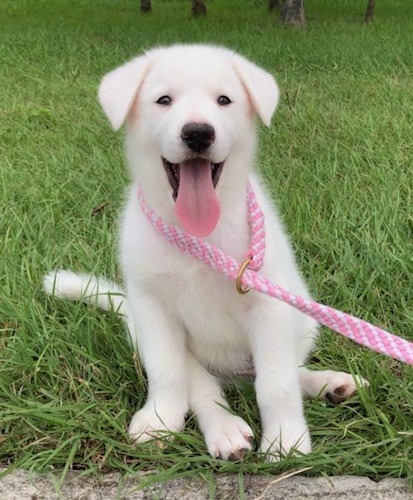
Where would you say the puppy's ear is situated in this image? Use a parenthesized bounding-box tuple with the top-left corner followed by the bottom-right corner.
(231, 54, 279, 127)
(98, 56, 149, 131)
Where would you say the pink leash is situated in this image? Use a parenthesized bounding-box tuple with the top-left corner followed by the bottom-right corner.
(138, 184, 413, 366)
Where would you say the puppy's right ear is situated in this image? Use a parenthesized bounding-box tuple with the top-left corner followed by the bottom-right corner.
(98, 56, 149, 131)
(231, 53, 279, 127)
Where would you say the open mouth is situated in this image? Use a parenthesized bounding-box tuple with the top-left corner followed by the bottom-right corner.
(162, 158, 224, 201)
(162, 157, 224, 237)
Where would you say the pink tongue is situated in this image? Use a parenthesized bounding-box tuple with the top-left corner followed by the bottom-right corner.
(175, 159, 221, 237)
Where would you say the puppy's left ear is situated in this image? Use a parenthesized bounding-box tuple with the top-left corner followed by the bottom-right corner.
(98, 55, 149, 131)
(231, 54, 279, 127)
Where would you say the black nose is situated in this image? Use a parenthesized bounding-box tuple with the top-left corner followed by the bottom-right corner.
(181, 123, 215, 153)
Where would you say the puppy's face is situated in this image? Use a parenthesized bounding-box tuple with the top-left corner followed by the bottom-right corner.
(129, 50, 257, 235)
(99, 45, 279, 236)
(134, 51, 254, 165)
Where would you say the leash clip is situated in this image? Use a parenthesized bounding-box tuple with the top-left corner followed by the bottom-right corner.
(236, 257, 252, 294)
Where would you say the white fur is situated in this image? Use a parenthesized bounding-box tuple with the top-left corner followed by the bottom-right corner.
(43, 271, 126, 316)
(44, 44, 367, 461)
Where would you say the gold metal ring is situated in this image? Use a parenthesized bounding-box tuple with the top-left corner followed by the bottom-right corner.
(236, 257, 252, 294)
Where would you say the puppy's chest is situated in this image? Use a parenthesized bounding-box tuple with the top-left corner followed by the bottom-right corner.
(141, 218, 252, 321)
(150, 264, 249, 343)
(152, 264, 239, 314)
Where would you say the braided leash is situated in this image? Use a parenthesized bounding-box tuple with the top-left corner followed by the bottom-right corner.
(137, 184, 413, 366)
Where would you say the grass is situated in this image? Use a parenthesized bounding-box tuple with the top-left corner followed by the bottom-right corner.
(1, 0, 412, 490)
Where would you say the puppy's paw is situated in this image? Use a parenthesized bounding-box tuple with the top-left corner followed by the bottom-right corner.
(323, 372, 370, 404)
(260, 425, 311, 462)
(203, 413, 254, 460)
(128, 403, 186, 445)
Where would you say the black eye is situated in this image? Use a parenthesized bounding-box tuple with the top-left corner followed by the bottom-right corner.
(217, 95, 231, 106)
(156, 95, 172, 105)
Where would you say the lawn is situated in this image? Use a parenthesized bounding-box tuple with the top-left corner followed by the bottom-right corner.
(0, 0, 412, 489)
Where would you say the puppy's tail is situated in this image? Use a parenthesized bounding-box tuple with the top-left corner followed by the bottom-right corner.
(43, 270, 127, 317)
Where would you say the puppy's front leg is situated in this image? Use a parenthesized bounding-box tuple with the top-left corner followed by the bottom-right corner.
(127, 292, 189, 444)
(246, 299, 311, 461)
(188, 354, 254, 460)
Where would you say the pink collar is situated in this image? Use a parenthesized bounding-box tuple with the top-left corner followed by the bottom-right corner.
(137, 184, 413, 366)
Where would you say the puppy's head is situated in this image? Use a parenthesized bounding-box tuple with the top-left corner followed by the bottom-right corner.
(98, 44, 279, 237)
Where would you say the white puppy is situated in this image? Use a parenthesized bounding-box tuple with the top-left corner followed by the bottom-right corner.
(44, 44, 365, 461)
